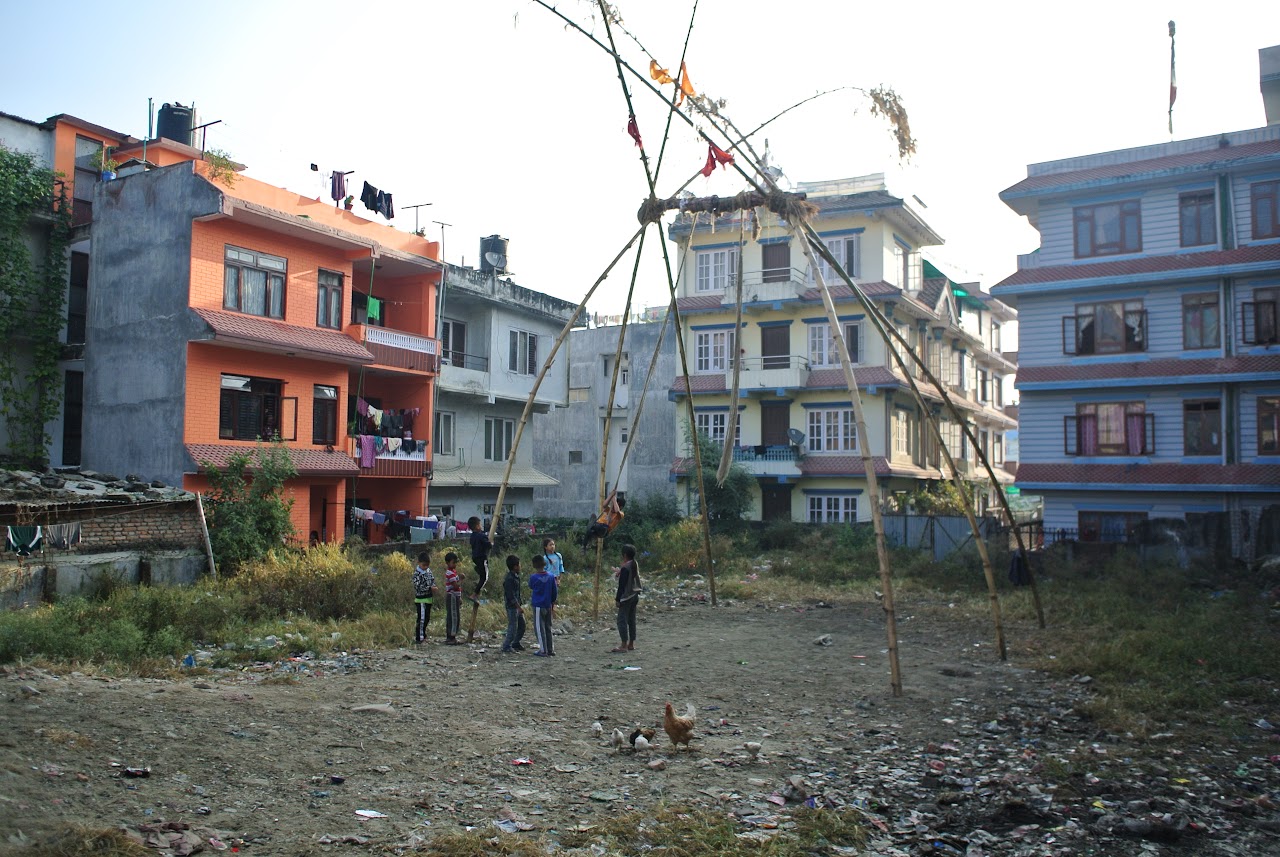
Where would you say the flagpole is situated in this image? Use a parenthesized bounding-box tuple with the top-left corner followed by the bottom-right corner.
(1168, 20, 1177, 135)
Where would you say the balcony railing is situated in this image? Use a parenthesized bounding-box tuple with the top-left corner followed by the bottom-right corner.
(730, 444, 801, 476)
(352, 324, 440, 373)
(348, 435, 430, 478)
(732, 355, 810, 391)
(440, 350, 489, 372)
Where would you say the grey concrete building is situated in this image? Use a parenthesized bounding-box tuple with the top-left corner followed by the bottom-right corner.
(532, 321, 678, 519)
(427, 258, 582, 526)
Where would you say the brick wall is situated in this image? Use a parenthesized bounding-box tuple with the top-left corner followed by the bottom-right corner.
(74, 500, 206, 553)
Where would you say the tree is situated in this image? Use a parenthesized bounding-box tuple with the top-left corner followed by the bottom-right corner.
(684, 425, 754, 530)
(202, 441, 297, 572)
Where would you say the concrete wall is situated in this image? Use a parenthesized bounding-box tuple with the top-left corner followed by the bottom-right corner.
(83, 163, 222, 485)
(533, 323, 678, 518)
(1, 550, 209, 610)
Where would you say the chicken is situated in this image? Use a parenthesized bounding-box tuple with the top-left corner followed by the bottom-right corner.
(744, 741, 762, 760)
(662, 702, 696, 751)
(610, 727, 629, 750)
(629, 726, 656, 747)
(634, 734, 651, 752)
(591, 721, 604, 738)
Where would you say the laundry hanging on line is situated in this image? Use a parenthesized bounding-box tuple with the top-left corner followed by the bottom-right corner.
(360, 182, 395, 220)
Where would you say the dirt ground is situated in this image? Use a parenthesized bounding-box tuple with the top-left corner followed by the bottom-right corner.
(1, 585, 1277, 856)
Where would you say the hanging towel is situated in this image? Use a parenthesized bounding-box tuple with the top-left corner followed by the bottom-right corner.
(361, 181, 379, 212)
(356, 397, 370, 417)
(44, 522, 81, 549)
(366, 296, 382, 325)
(387, 438, 402, 454)
(367, 404, 383, 429)
(372, 512, 387, 526)
(330, 171, 346, 203)
(6, 526, 42, 556)
(359, 435, 377, 468)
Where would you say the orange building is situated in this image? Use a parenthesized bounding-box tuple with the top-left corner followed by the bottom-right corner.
(83, 143, 441, 545)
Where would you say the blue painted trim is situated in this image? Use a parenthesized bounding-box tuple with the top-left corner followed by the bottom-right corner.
(1021, 372, 1279, 391)
(801, 314, 865, 324)
(801, 488, 864, 496)
(690, 322, 741, 331)
(756, 319, 794, 328)
(815, 227, 866, 237)
(992, 258, 1280, 296)
(757, 236, 792, 246)
(801, 401, 853, 409)
(1067, 190, 1145, 206)
(998, 152, 1280, 202)
(696, 241, 741, 251)
(1018, 481, 1280, 493)
(893, 234, 911, 250)
(693, 405, 747, 412)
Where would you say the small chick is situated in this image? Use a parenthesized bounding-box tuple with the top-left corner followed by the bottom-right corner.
(610, 727, 628, 750)
(744, 741, 762, 760)
(628, 726, 657, 746)
(634, 734, 651, 751)
(591, 721, 604, 738)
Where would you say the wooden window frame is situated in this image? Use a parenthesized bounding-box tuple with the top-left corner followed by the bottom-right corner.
(1179, 190, 1217, 247)
(316, 269, 343, 330)
(1252, 180, 1280, 240)
(224, 245, 287, 320)
(1073, 199, 1142, 258)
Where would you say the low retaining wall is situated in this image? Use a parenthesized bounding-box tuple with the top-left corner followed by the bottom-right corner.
(0, 549, 209, 610)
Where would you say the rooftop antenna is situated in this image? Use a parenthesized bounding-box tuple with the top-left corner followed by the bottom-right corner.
(402, 202, 433, 234)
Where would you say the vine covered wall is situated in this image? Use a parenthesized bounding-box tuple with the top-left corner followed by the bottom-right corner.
(0, 144, 72, 468)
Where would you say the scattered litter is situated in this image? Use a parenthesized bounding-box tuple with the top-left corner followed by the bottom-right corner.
(351, 703, 395, 714)
(123, 767, 151, 778)
(590, 790, 622, 802)
(623, 666, 641, 671)
(814, 634, 833, 646)
(512, 758, 533, 765)
(355, 809, 387, 819)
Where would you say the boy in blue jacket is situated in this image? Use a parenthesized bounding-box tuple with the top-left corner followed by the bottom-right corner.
(528, 554, 557, 657)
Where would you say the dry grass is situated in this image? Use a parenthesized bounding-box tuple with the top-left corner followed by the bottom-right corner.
(12, 826, 149, 857)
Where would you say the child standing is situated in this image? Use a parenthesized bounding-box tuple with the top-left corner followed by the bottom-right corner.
(412, 551, 436, 644)
(501, 554, 527, 653)
(468, 516, 491, 604)
(542, 537, 565, 617)
(443, 551, 464, 645)
(528, 554, 557, 657)
(610, 543, 641, 653)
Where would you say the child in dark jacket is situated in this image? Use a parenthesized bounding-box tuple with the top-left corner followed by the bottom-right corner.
(412, 551, 436, 644)
(501, 554, 527, 653)
(468, 516, 491, 603)
(528, 555, 557, 656)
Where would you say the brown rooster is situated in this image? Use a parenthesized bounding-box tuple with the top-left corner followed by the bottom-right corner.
(662, 702, 696, 751)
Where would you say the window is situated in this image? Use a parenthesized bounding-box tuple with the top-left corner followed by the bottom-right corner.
(808, 495, 857, 524)
(811, 235, 861, 283)
(1183, 400, 1221, 455)
(1179, 191, 1217, 247)
(808, 321, 861, 367)
(993, 433, 1004, 464)
(993, 375, 1004, 408)
(893, 409, 912, 456)
(694, 329, 734, 373)
(761, 242, 790, 283)
(220, 375, 290, 441)
(509, 329, 539, 375)
(604, 353, 630, 385)
(807, 408, 857, 452)
(1182, 293, 1220, 349)
(1243, 287, 1278, 345)
(62, 370, 83, 467)
(224, 246, 286, 319)
(67, 251, 88, 345)
(940, 420, 962, 457)
(1259, 397, 1280, 454)
(1066, 402, 1151, 455)
(1252, 180, 1280, 240)
(569, 387, 589, 402)
(952, 351, 966, 390)
(434, 410, 455, 455)
(1073, 200, 1141, 257)
(568, 450, 584, 464)
(695, 248, 737, 292)
(990, 323, 1001, 353)
(441, 320, 466, 366)
(977, 369, 990, 403)
(312, 384, 338, 445)
(485, 416, 514, 461)
(1079, 511, 1147, 543)
(317, 270, 343, 329)
(695, 411, 740, 445)
(1065, 300, 1146, 354)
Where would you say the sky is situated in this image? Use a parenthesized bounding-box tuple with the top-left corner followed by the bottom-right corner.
(3, 0, 1277, 318)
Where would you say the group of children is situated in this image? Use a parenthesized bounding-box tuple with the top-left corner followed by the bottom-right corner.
(411, 528, 641, 654)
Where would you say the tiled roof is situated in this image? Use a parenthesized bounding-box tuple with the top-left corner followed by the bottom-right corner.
(186, 444, 360, 476)
(805, 367, 899, 388)
(918, 278, 947, 311)
(796, 280, 902, 300)
(1002, 138, 1280, 197)
(191, 308, 374, 364)
(674, 295, 727, 312)
(429, 463, 558, 488)
(1018, 354, 1280, 385)
(995, 243, 1280, 290)
(1015, 462, 1280, 489)
(671, 374, 729, 394)
(668, 454, 944, 480)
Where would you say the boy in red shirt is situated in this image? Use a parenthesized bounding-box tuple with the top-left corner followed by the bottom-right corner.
(443, 552, 465, 645)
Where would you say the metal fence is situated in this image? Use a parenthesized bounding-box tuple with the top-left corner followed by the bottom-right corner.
(881, 514, 1004, 562)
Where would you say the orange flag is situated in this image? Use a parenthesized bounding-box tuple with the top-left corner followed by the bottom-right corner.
(649, 59, 675, 85)
(676, 62, 697, 106)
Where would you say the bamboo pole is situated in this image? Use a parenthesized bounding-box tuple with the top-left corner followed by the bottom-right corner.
(716, 227, 746, 485)
(798, 241, 902, 696)
(195, 493, 217, 580)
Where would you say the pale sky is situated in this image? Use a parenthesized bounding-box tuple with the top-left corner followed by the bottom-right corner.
(3, 1, 1277, 316)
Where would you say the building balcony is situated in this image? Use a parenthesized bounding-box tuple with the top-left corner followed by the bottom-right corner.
(348, 324, 439, 373)
(733, 355, 811, 392)
(731, 444, 802, 477)
(348, 436, 431, 478)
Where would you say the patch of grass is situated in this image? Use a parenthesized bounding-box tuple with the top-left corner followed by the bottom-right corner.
(17, 825, 149, 856)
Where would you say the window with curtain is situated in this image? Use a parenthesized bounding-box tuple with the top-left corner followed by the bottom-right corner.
(224, 246, 286, 319)
(317, 270, 343, 329)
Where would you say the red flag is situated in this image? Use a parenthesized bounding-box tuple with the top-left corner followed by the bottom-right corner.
(627, 114, 643, 148)
(700, 142, 734, 177)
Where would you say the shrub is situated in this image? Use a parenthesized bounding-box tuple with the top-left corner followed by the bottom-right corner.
(202, 441, 297, 573)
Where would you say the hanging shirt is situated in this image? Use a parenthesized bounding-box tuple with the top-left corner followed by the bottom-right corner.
(330, 171, 346, 203)
(361, 181, 379, 212)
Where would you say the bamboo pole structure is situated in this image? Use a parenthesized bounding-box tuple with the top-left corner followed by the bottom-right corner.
(797, 241, 902, 695)
(195, 493, 217, 580)
(716, 226, 746, 485)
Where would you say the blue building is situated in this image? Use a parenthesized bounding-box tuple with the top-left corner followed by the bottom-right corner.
(993, 46, 1280, 558)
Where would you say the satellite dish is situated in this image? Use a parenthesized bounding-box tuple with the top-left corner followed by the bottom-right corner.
(787, 428, 806, 446)
(484, 251, 507, 271)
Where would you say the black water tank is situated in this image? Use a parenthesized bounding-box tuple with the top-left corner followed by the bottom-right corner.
(157, 102, 194, 146)
(480, 235, 509, 274)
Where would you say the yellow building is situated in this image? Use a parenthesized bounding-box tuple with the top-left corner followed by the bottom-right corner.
(668, 175, 1016, 523)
